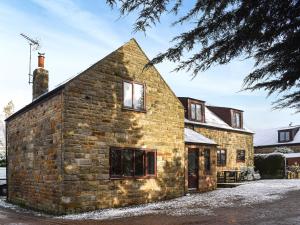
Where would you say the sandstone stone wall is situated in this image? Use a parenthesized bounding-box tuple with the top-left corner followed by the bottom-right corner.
(6, 93, 63, 213)
(255, 145, 300, 154)
(185, 144, 217, 192)
(188, 125, 254, 171)
(61, 39, 185, 213)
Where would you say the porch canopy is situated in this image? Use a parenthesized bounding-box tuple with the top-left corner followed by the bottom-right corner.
(184, 128, 216, 145)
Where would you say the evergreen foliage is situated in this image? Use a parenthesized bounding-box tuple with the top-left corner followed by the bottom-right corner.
(254, 153, 285, 178)
(107, 0, 300, 111)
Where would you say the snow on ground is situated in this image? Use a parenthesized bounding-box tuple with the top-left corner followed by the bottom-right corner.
(60, 179, 300, 220)
(0, 197, 47, 217)
(0, 180, 299, 220)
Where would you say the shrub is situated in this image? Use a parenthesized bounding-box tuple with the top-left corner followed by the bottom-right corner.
(240, 166, 261, 181)
(254, 153, 285, 179)
(273, 147, 294, 154)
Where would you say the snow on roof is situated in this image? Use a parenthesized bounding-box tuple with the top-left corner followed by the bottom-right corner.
(254, 126, 300, 147)
(283, 153, 300, 158)
(185, 106, 254, 134)
(184, 128, 216, 145)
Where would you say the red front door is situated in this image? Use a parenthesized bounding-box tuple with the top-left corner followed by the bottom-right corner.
(188, 148, 199, 189)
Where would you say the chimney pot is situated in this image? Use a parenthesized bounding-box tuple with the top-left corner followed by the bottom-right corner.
(38, 52, 45, 68)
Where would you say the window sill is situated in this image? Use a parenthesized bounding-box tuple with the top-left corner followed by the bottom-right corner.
(189, 119, 205, 123)
(110, 175, 156, 180)
(278, 140, 292, 143)
(122, 107, 147, 113)
(232, 126, 243, 129)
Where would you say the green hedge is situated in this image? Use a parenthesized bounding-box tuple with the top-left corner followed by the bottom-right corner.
(254, 154, 285, 179)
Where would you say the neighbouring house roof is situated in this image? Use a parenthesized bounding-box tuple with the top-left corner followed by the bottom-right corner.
(283, 153, 300, 159)
(185, 106, 254, 134)
(184, 128, 217, 145)
(254, 125, 300, 147)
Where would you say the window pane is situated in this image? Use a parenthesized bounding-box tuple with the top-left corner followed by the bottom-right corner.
(279, 132, 285, 141)
(217, 150, 221, 166)
(111, 149, 122, 176)
(122, 149, 133, 176)
(135, 150, 145, 176)
(123, 82, 133, 108)
(196, 104, 202, 121)
(235, 113, 240, 128)
(222, 150, 226, 165)
(191, 104, 196, 120)
(237, 150, 245, 162)
(204, 149, 210, 172)
(147, 152, 155, 175)
(285, 132, 290, 141)
(219, 150, 226, 166)
(133, 83, 144, 110)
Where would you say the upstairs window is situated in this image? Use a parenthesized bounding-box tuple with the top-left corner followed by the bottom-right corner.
(236, 150, 245, 162)
(190, 102, 204, 122)
(278, 131, 291, 142)
(123, 81, 145, 111)
(110, 148, 156, 178)
(232, 111, 242, 128)
(204, 149, 211, 173)
(217, 149, 226, 167)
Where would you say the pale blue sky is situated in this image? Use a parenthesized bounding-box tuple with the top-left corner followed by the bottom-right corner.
(0, 0, 299, 129)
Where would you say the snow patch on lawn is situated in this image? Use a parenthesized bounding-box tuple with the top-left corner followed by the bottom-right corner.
(60, 179, 300, 220)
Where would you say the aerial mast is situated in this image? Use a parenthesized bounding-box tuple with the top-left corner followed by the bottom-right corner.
(20, 33, 40, 84)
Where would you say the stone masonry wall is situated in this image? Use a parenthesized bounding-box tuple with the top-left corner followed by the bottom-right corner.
(255, 145, 300, 154)
(61, 39, 185, 213)
(6, 93, 63, 214)
(188, 125, 254, 171)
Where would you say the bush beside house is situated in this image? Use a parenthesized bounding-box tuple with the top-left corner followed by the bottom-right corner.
(254, 153, 285, 179)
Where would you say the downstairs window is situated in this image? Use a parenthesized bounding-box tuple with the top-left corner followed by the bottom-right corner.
(110, 147, 156, 178)
(236, 150, 246, 162)
(217, 149, 226, 166)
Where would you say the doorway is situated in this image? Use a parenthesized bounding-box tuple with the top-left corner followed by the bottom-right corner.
(188, 148, 199, 189)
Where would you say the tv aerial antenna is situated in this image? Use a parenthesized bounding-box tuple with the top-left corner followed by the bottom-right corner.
(20, 33, 41, 84)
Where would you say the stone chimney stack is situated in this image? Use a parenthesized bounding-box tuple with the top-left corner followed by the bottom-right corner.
(32, 53, 49, 100)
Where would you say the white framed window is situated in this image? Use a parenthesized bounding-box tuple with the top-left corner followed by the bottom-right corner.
(190, 102, 204, 122)
(232, 111, 242, 128)
(123, 81, 145, 111)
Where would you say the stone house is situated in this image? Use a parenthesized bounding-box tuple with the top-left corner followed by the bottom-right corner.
(254, 125, 300, 154)
(179, 97, 254, 175)
(5, 39, 221, 214)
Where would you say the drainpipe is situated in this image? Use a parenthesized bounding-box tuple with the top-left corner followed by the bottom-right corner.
(5, 122, 8, 199)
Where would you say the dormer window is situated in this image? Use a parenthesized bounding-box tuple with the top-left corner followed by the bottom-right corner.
(232, 111, 242, 128)
(189, 101, 204, 122)
(278, 130, 291, 142)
